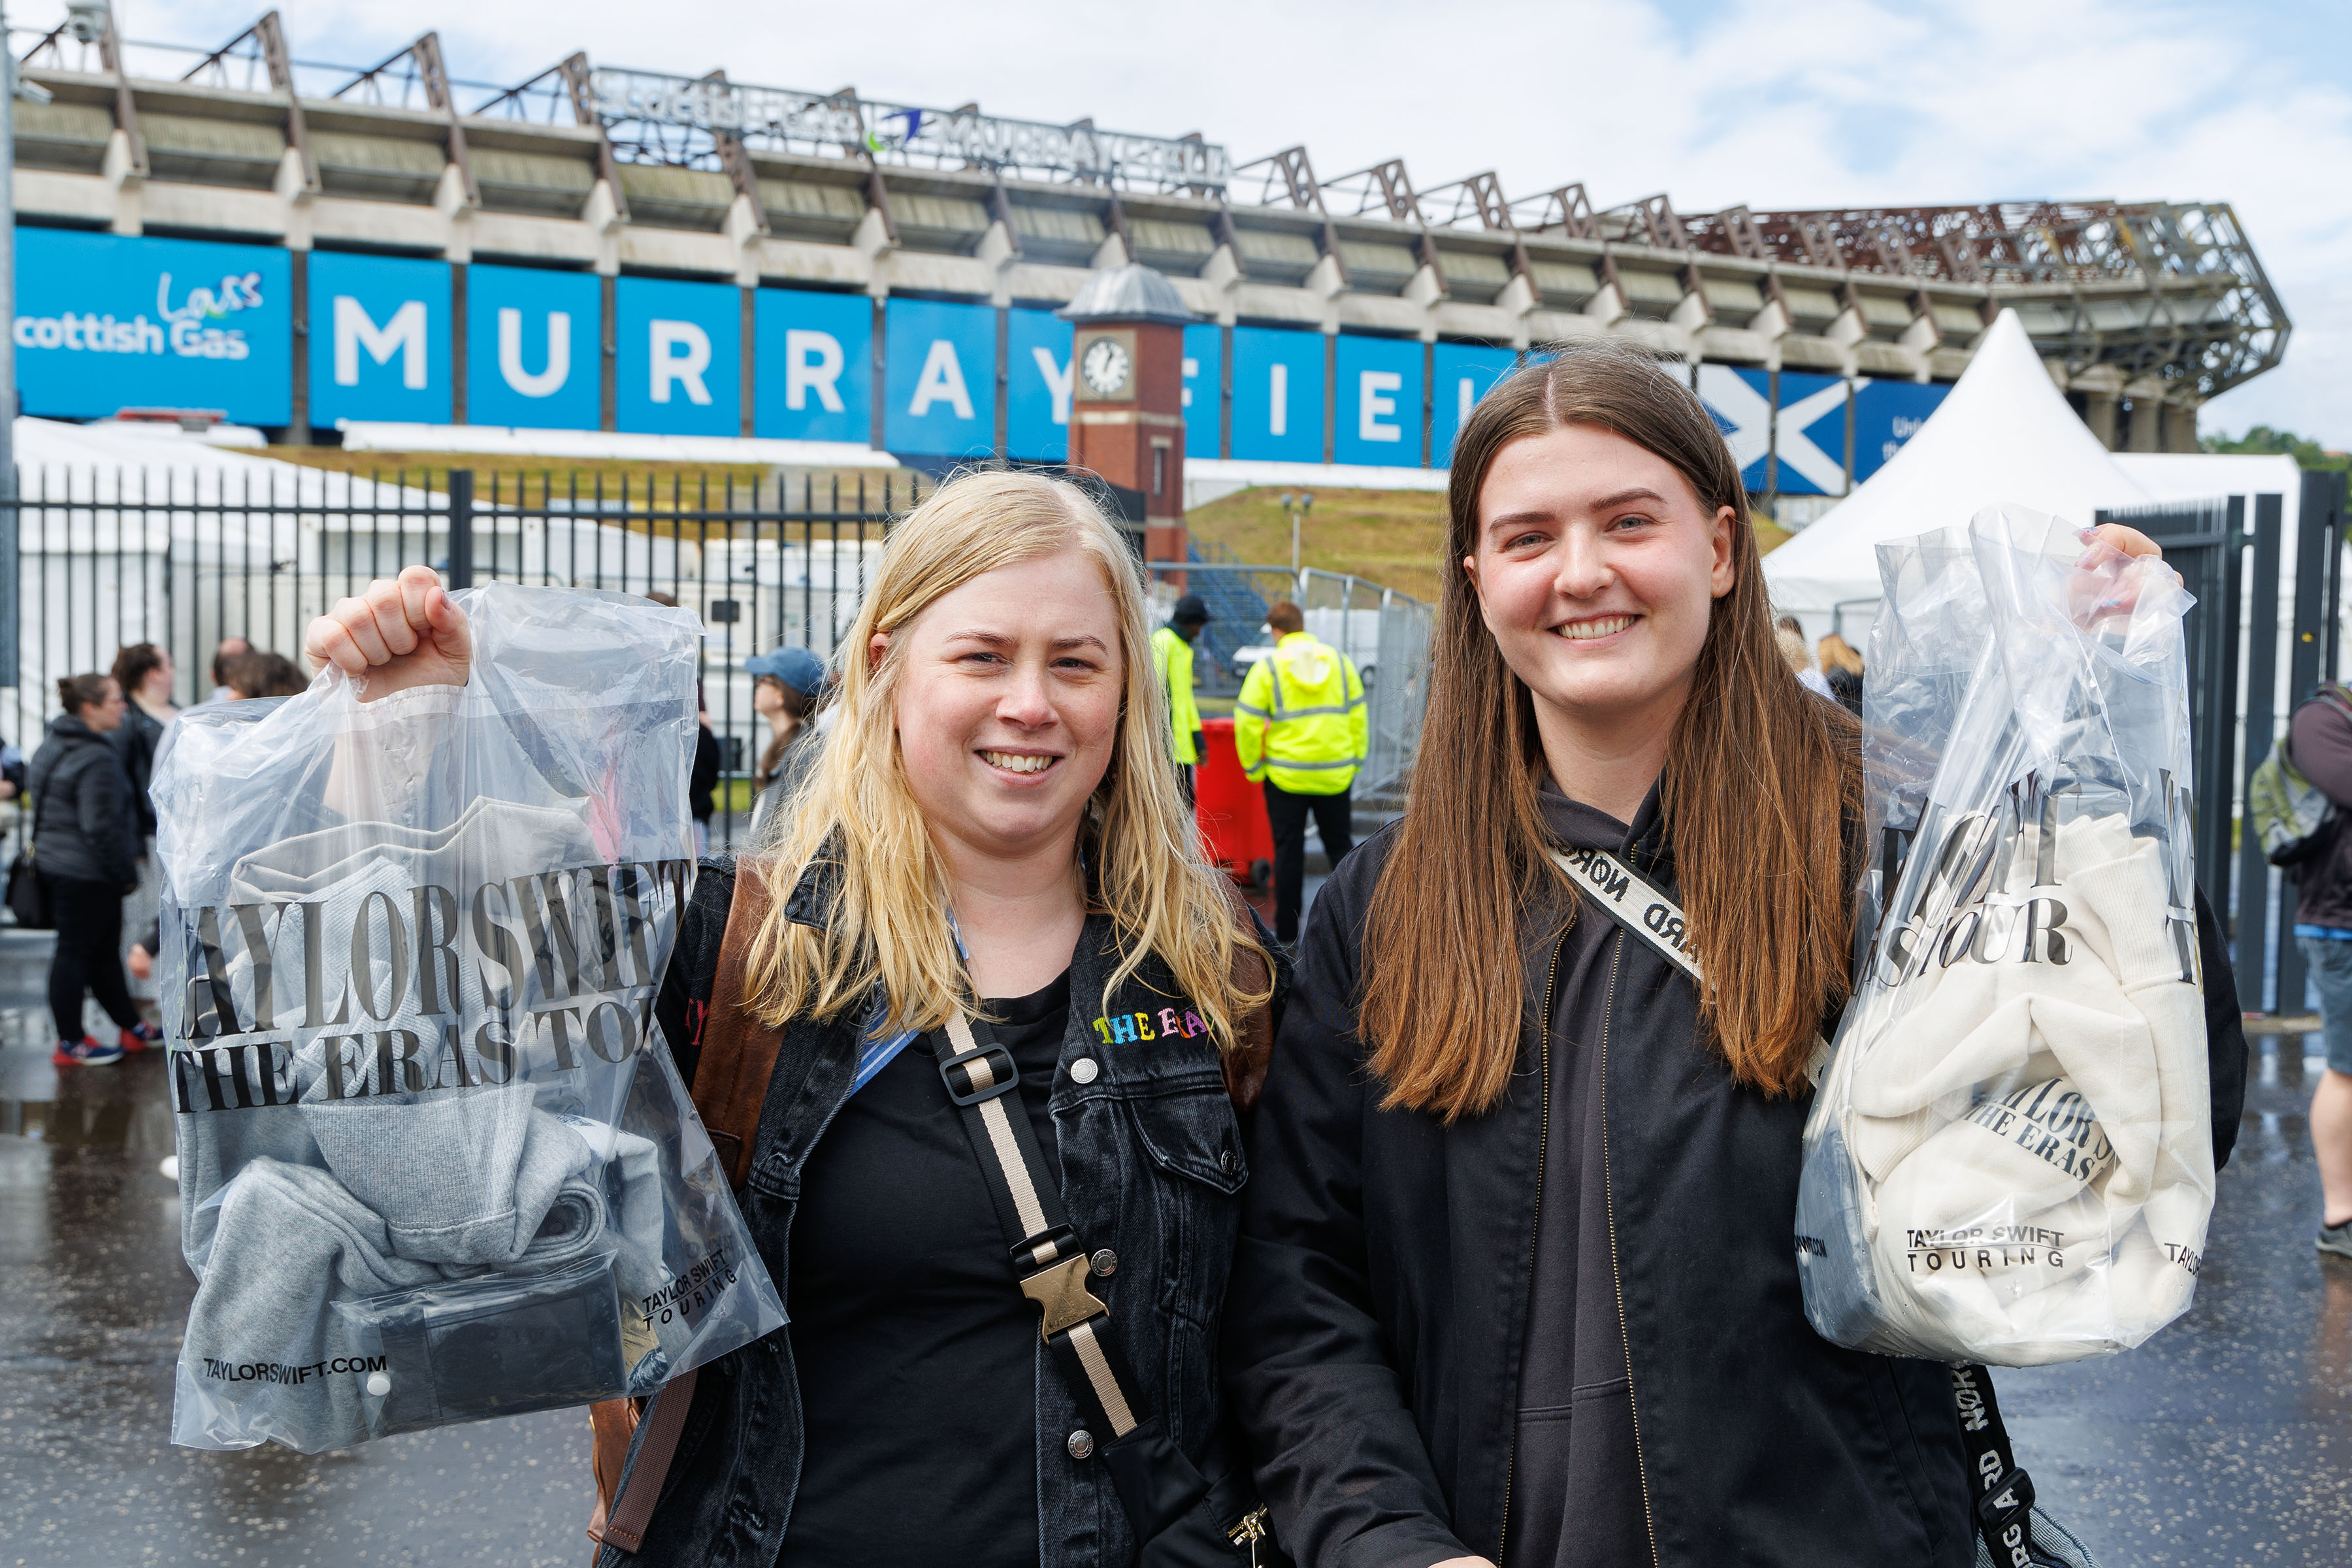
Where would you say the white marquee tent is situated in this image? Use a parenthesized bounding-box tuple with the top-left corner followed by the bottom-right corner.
(1761, 310, 2155, 639)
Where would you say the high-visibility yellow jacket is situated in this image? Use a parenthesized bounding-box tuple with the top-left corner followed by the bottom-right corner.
(1151, 625, 1203, 766)
(1235, 631, 1367, 795)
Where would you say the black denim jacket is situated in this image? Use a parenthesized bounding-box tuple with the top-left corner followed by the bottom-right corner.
(596, 858, 1281, 1568)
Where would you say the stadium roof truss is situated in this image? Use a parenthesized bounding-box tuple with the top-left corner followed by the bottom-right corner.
(22, 12, 2289, 402)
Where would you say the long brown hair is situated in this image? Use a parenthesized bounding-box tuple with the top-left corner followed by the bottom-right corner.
(1360, 342, 1857, 1115)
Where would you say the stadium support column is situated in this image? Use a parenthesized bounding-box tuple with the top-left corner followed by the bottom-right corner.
(1062, 264, 1196, 570)
(450, 263, 468, 425)
(600, 274, 617, 433)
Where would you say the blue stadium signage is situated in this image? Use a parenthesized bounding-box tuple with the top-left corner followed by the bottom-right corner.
(9, 230, 1952, 488)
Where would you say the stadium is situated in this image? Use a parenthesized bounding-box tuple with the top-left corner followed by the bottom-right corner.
(1, 8, 2292, 506)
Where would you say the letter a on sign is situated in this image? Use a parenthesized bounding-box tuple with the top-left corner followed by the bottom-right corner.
(909, 338, 974, 420)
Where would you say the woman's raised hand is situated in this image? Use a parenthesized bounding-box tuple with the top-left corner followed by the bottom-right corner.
(304, 564, 472, 700)
(2067, 520, 2181, 630)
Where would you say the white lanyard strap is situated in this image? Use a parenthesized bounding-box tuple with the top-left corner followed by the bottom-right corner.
(1549, 845, 1702, 981)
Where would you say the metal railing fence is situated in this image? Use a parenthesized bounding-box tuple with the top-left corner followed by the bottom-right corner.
(4, 465, 923, 853)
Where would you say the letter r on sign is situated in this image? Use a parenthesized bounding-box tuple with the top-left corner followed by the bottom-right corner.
(650, 319, 715, 405)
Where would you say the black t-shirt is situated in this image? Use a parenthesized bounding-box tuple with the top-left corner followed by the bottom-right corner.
(777, 966, 1073, 1568)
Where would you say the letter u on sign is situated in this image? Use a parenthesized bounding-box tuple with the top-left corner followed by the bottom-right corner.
(498, 308, 569, 398)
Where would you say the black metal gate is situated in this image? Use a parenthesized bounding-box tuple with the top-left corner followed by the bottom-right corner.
(2100, 498, 2242, 913)
(3, 465, 921, 853)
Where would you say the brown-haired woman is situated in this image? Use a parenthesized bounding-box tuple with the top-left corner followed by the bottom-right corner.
(1224, 340, 2247, 1567)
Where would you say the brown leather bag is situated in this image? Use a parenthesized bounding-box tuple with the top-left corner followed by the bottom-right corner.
(585, 860, 1275, 1557)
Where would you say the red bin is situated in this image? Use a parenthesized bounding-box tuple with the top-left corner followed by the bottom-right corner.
(1196, 716, 1274, 889)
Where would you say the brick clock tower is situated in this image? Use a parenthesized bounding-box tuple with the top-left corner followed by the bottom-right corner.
(1059, 265, 1195, 564)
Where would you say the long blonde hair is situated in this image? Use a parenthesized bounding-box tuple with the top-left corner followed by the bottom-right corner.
(745, 469, 1269, 1047)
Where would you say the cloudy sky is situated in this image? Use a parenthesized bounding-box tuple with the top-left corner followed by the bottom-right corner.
(90, 0, 2352, 446)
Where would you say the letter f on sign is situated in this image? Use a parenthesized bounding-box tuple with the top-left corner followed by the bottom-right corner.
(650, 319, 714, 405)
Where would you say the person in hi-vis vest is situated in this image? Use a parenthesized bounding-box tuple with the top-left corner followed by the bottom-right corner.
(1151, 594, 1211, 804)
(1235, 600, 1367, 943)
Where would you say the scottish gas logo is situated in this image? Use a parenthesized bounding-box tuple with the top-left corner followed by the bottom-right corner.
(13, 268, 266, 359)
(14, 229, 292, 424)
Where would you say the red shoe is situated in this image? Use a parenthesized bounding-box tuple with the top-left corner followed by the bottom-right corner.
(120, 1021, 163, 1053)
(55, 1036, 125, 1067)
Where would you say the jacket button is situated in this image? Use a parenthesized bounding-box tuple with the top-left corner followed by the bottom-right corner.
(1220, 1147, 1238, 1173)
(1067, 1428, 1095, 1460)
(1090, 1249, 1118, 1277)
(1070, 1057, 1100, 1085)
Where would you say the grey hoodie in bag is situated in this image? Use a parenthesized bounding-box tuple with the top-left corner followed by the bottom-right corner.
(154, 585, 786, 1453)
(1797, 505, 2212, 1367)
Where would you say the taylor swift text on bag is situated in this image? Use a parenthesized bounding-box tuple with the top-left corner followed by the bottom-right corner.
(150, 584, 785, 1453)
(1797, 505, 2212, 1367)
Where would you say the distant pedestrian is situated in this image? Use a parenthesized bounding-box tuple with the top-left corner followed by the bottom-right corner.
(745, 646, 826, 838)
(1152, 593, 1211, 804)
(691, 683, 723, 856)
(1236, 600, 1367, 943)
(206, 635, 252, 702)
(2283, 687, 2352, 1260)
(108, 643, 178, 1002)
(1777, 613, 1832, 697)
(1818, 632, 1865, 716)
(108, 643, 177, 840)
(221, 651, 307, 699)
(29, 674, 156, 1067)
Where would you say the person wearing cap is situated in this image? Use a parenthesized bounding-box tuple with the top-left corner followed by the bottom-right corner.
(746, 645, 830, 838)
(1151, 593, 1211, 804)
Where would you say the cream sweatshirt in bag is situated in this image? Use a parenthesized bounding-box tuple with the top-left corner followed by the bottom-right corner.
(1832, 812, 2211, 1363)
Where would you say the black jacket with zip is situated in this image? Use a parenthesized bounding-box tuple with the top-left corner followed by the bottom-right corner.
(1225, 800, 2246, 1568)
(28, 713, 139, 889)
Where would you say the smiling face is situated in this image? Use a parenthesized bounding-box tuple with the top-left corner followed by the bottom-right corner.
(1462, 422, 1737, 739)
(881, 544, 1125, 864)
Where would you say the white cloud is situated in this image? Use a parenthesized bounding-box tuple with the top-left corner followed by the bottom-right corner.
(97, 0, 2352, 442)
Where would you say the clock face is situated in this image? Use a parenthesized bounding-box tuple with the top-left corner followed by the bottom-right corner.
(1081, 336, 1132, 397)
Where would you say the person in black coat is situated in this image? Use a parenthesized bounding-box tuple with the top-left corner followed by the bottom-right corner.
(1223, 346, 2244, 1568)
(28, 674, 157, 1067)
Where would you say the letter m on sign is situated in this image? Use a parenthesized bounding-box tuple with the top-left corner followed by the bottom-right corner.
(335, 297, 428, 389)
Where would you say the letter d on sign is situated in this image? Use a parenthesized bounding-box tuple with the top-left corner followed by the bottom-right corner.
(650, 319, 713, 405)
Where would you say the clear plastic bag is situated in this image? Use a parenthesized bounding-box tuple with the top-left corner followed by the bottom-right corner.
(152, 583, 786, 1452)
(1797, 505, 2212, 1367)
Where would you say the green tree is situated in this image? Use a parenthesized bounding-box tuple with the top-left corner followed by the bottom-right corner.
(2202, 425, 2350, 472)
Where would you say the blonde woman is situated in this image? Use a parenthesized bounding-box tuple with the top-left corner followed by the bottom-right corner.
(1818, 630, 1865, 715)
(312, 472, 1283, 1568)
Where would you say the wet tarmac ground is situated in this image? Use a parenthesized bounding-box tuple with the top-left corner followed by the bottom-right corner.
(3, 922, 2346, 1567)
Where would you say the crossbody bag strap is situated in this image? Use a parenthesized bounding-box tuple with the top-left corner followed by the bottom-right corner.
(1553, 848, 2051, 1564)
(1548, 845, 1702, 979)
(692, 859, 789, 1190)
(1950, 1363, 2064, 1566)
(930, 1011, 1148, 1440)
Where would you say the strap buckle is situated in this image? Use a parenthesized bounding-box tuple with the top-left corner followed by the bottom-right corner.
(1975, 1463, 2037, 1534)
(938, 1039, 1019, 1105)
(1019, 1253, 1109, 1339)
